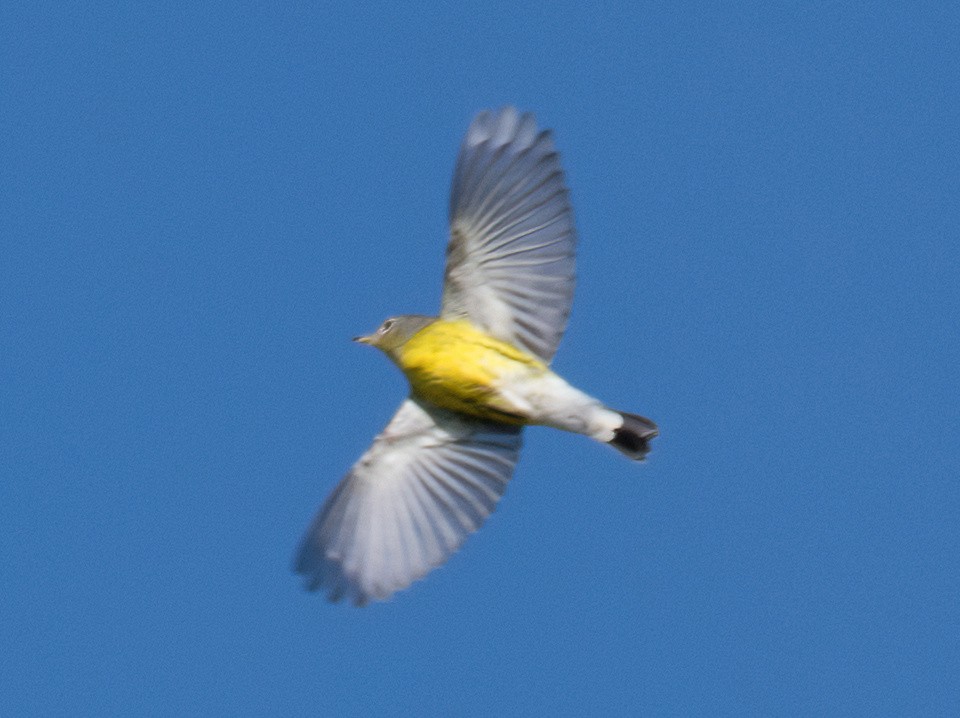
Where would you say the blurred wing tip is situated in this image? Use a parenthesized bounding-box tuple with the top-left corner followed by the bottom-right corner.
(536, 129, 556, 151)
(295, 554, 436, 607)
(465, 106, 550, 151)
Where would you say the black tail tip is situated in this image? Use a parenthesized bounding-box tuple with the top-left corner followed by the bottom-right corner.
(610, 412, 659, 461)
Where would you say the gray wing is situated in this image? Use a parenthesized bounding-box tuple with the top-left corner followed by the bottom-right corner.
(441, 107, 576, 363)
(293, 398, 522, 605)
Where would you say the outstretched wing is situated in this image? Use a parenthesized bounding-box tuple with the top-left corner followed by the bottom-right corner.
(293, 398, 522, 605)
(442, 107, 576, 363)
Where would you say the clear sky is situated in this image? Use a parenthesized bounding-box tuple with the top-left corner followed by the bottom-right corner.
(2, 2, 958, 715)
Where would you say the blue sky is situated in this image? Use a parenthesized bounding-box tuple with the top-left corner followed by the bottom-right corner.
(2, 2, 958, 715)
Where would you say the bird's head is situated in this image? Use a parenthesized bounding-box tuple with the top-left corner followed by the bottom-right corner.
(354, 315, 437, 356)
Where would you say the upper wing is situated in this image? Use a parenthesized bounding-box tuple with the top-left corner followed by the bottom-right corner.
(293, 398, 522, 605)
(441, 107, 576, 363)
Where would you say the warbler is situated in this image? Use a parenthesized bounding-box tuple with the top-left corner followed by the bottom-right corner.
(294, 107, 658, 605)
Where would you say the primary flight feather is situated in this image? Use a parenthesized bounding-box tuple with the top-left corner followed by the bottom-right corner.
(294, 108, 657, 605)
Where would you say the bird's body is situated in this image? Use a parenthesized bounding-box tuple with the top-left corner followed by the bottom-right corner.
(391, 317, 625, 439)
(392, 318, 543, 425)
(294, 108, 658, 605)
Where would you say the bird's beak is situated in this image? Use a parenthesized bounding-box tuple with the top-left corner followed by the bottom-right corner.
(353, 334, 373, 345)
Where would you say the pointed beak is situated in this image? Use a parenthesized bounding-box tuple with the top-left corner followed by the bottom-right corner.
(353, 334, 373, 345)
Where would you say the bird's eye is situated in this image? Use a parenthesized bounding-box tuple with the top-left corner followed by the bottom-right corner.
(380, 319, 395, 333)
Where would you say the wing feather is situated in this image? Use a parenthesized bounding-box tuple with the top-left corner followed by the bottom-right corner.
(293, 398, 522, 605)
(442, 107, 576, 362)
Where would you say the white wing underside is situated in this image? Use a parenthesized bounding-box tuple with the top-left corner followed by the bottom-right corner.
(294, 398, 522, 605)
(442, 107, 576, 363)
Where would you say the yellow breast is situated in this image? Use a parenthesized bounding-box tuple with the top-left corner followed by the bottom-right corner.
(392, 319, 547, 424)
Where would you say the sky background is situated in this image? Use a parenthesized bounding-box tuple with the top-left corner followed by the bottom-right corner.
(2, 2, 958, 715)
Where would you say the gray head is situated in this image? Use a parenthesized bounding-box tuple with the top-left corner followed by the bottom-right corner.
(353, 315, 437, 355)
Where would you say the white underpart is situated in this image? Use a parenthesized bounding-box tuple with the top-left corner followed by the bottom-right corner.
(494, 369, 623, 442)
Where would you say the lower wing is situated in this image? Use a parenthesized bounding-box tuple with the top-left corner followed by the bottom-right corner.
(293, 397, 522, 605)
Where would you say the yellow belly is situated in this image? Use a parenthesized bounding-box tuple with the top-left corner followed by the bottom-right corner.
(393, 319, 547, 424)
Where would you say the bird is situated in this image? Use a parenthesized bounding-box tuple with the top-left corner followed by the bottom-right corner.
(293, 107, 658, 605)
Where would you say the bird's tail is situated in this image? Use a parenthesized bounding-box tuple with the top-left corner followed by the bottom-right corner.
(608, 411, 659, 461)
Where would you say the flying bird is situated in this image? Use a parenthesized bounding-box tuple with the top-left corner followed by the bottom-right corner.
(294, 107, 658, 605)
